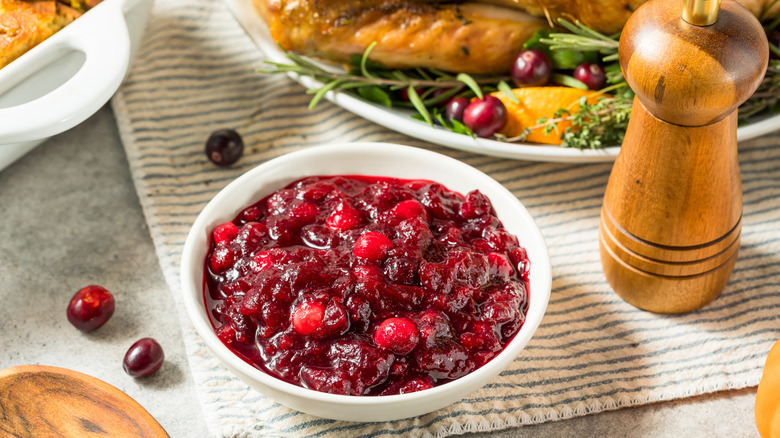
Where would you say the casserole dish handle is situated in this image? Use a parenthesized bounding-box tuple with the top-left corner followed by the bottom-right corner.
(0, 0, 130, 144)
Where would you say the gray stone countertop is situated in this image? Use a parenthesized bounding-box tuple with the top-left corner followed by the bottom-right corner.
(0, 106, 761, 437)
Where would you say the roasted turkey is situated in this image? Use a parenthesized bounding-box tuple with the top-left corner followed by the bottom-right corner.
(254, 0, 779, 74)
(255, 0, 549, 75)
(477, 0, 779, 34)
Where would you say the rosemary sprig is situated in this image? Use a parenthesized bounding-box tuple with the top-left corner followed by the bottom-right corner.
(540, 19, 620, 62)
(257, 46, 509, 120)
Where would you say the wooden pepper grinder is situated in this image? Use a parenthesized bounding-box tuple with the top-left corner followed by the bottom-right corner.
(599, 0, 768, 313)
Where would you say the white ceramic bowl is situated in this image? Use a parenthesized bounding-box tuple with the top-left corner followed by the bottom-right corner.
(0, 0, 153, 170)
(181, 142, 552, 422)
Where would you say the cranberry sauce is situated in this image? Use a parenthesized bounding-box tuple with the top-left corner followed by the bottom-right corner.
(204, 175, 530, 396)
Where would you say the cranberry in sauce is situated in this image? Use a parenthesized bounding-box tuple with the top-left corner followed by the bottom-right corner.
(204, 175, 530, 396)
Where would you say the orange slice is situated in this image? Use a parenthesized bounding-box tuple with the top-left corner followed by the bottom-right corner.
(491, 87, 608, 145)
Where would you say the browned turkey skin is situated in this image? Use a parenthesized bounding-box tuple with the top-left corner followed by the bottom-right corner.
(256, 0, 549, 74)
(476, 0, 778, 34)
(255, 0, 778, 75)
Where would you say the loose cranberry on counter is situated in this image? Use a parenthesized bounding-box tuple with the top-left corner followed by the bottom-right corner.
(573, 63, 607, 90)
(67, 285, 115, 332)
(123, 338, 165, 378)
(462, 96, 507, 138)
(511, 49, 552, 86)
(206, 129, 244, 167)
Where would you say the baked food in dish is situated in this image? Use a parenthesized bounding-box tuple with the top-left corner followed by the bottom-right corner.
(0, 0, 100, 69)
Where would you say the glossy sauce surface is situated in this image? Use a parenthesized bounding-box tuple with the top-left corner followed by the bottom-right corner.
(205, 175, 530, 396)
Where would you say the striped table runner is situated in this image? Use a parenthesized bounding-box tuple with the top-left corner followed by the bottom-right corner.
(111, 0, 780, 436)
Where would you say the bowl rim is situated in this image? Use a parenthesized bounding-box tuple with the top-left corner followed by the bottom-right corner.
(181, 142, 552, 406)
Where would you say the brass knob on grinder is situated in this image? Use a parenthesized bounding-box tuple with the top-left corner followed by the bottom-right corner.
(599, 0, 768, 313)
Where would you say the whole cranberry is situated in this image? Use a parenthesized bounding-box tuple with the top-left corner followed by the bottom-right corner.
(326, 201, 362, 231)
(354, 231, 394, 262)
(385, 199, 429, 225)
(206, 129, 244, 167)
(399, 377, 434, 394)
(511, 49, 552, 86)
(573, 63, 607, 90)
(123, 338, 165, 378)
(67, 285, 115, 332)
(444, 97, 470, 122)
(209, 245, 237, 273)
(292, 301, 325, 336)
(212, 222, 239, 245)
(374, 317, 419, 355)
(462, 96, 508, 138)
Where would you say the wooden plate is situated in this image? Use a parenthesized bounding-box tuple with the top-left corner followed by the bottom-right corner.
(0, 365, 168, 437)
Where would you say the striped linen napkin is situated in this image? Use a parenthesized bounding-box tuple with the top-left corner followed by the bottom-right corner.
(111, 0, 780, 435)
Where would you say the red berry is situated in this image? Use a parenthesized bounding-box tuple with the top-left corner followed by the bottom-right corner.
(511, 49, 552, 86)
(206, 129, 244, 167)
(240, 206, 263, 222)
(374, 317, 419, 355)
(252, 251, 274, 272)
(326, 201, 362, 231)
(459, 190, 492, 219)
(462, 96, 507, 138)
(123, 338, 165, 377)
(292, 301, 326, 335)
(252, 248, 292, 272)
(488, 252, 515, 278)
(386, 199, 429, 225)
(573, 62, 607, 90)
(289, 202, 318, 227)
(212, 222, 239, 245)
(509, 247, 531, 279)
(67, 285, 115, 332)
(445, 97, 469, 122)
(236, 222, 268, 252)
(354, 231, 394, 262)
(209, 245, 237, 273)
(399, 377, 433, 394)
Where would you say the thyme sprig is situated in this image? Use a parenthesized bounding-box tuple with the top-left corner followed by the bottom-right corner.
(503, 96, 632, 149)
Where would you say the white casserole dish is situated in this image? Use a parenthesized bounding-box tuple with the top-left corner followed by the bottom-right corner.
(0, 0, 154, 171)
